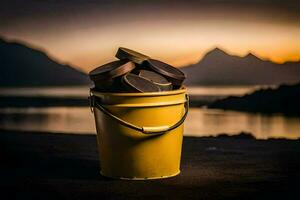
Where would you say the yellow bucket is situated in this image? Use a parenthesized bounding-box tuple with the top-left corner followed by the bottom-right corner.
(90, 87, 188, 180)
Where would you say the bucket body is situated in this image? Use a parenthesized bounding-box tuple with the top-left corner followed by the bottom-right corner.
(91, 88, 188, 180)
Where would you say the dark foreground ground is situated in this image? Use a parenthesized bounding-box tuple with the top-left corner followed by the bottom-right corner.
(0, 129, 300, 200)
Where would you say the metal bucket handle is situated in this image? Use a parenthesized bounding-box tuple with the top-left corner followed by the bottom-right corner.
(89, 92, 189, 135)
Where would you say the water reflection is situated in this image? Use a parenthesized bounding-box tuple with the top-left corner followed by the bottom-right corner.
(0, 107, 96, 134)
(185, 108, 300, 139)
(0, 107, 299, 139)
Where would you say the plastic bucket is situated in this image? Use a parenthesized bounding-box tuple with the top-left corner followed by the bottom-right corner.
(90, 87, 188, 180)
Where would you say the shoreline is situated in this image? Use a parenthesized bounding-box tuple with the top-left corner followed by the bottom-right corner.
(0, 95, 214, 108)
(210, 83, 300, 116)
(0, 128, 299, 141)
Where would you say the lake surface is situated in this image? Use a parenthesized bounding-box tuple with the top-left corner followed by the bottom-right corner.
(0, 107, 299, 139)
(0, 85, 299, 139)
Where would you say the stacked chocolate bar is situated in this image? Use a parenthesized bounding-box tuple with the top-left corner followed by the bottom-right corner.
(89, 47, 186, 92)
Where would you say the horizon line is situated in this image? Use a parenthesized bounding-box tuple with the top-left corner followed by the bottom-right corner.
(1, 35, 300, 71)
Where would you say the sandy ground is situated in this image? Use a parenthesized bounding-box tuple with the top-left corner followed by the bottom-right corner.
(0, 129, 299, 200)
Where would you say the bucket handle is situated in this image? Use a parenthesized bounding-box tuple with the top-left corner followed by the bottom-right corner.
(89, 92, 189, 135)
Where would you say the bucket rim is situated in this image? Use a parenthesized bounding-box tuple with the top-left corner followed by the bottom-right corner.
(91, 86, 187, 97)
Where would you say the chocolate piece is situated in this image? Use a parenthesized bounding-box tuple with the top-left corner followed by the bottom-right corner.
(144, 59, 186, 87)
(115, 47, 150, 64)
(89, 60, 135, 92)
(138, 70, 172, 91)
(89, 59, 135, 81)
(122, 73, 160, 93)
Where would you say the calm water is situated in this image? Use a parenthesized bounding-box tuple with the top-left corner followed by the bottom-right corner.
(0, 86, 299, 139)
(0, 107, 299, 139)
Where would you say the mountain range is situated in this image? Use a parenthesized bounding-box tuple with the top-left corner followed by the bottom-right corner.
(181, 48, 300, 85)
(1, 37, 300, 87)
(0, 38, 90, 87)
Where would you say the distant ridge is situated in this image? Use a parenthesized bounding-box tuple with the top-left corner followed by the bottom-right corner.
(182, 48, 300, 86)
(0, 37, 90, 87)
(209, 83, 300, 115)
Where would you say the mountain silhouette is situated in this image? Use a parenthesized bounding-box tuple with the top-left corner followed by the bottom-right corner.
(182, 48, 300, 85)
(0, 38, 90, 87)
(209, 83, 300, 115)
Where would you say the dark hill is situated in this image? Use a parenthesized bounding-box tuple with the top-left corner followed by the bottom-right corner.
(181, 48, 300, 86)
(0, 38, 90, 87)
(209, 83, 300, 115)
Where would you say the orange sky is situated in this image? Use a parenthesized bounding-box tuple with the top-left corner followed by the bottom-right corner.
(1, 1, 300, 72)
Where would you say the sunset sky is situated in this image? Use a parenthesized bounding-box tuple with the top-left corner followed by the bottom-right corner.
(1, 0, 300, 72)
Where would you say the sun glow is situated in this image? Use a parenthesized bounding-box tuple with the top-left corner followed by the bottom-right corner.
(1, 4, 299, 71)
